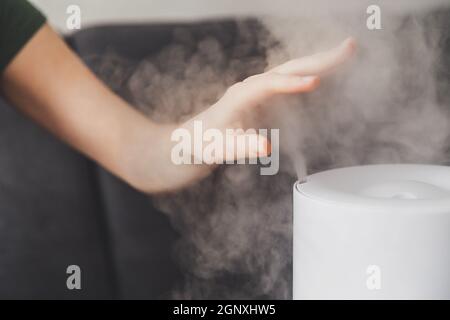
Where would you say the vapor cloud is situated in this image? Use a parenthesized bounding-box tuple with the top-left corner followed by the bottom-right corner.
(92, 1, 450, 299)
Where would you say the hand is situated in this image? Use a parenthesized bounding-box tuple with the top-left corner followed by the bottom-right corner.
(113, 37, 357, 192)
(182, 37, 356, 162)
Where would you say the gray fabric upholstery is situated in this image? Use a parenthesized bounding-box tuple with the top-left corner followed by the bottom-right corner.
(67, 19, 262, 299)
(0, 19, 251, 299)
(0, 98, 113, 299)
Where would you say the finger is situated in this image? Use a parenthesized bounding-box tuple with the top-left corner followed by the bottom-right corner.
(270, 37, 356, 76)
(224, 73, 320, 109)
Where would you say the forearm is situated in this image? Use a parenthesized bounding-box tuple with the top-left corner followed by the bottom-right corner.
(0, 24, 207, 193)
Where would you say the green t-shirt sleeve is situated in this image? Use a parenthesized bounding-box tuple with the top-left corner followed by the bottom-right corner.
(0, 0, 46, 74)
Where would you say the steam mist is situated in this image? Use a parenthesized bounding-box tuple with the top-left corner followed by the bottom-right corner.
(263, 8, 450, 180)
(91, 1, 450, 299)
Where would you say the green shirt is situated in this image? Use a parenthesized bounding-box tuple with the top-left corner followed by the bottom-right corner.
(0, 0, 46, 73)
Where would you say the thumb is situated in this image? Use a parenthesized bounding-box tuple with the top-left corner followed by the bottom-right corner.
(223, 132, 271, 162)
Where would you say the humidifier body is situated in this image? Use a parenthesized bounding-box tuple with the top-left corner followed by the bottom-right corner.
(293, 164, 450, 299)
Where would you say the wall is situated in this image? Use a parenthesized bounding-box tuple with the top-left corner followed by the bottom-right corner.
(29, 0, 264, 32)
(29, 0, 450, 33)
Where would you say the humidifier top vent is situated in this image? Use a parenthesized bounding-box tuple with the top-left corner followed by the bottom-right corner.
(296, 164, 450, 209)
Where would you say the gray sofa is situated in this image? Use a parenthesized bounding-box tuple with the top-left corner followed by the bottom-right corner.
(0, 19, 267, 300)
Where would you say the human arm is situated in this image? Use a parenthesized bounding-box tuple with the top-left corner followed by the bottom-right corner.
(1, 24, 355, 193)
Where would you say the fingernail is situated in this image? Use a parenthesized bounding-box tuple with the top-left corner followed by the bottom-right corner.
(301, 76, 317, 83)
(343, 37, 356, 51)
(299, 76, 318, 84)
(257, 138, 271, 157)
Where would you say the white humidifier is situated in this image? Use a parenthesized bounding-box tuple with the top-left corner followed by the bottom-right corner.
(293, 164, 450, 299)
